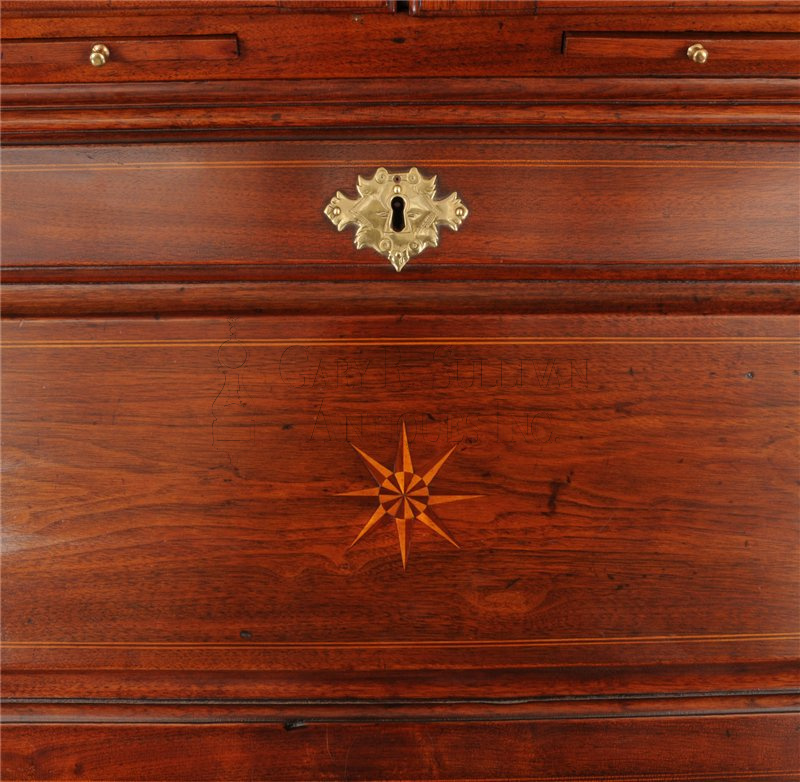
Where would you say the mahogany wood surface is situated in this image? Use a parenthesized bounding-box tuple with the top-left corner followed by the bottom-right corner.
(4, 281, 799, 318)
(410, 0, 538, 14)
(563, 32, 800, 61)
(5, 103, 800, 144)
(1, 34, 240, 67)
(2, 314, 798, 697)
(4, 715, 800, 781)
(3, 140, 798, 284)
(2, 1, 799, 779)
(6, 76, 800, 107)
(3, 7, 800, 84)
(6, 692, 800, 723)
(4, 3, 798, 145)
(4, 0, 800, 13)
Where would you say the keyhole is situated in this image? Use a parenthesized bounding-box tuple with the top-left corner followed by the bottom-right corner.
(390, 196, 406, 232)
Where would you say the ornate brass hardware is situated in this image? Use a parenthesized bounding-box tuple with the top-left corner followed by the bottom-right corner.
(89, 43, 110, 67)
(324, 167, 468, 272)
(686, 43, 708, 64)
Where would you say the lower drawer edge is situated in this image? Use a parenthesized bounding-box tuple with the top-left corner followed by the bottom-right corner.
(3, 710, 799, 781)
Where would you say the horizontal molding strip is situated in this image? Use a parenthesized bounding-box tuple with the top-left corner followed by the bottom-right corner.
(6, 261, 798, 268)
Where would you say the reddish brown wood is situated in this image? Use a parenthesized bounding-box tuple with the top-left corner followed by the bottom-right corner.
(4, 102, 799, 140)
(2, 1, 798, 778)
(1, 34, 239, 66)
(5, 76, 800, 107)
(4, 715, 800, 781)
(5, 692, 800, 723)
(3, 8, 800, 84)
(9, 125, 800, 147)
(3, 281, 799, 318)
(2, 140, 798, 283)
(3, 0, 799, 14)
(5, 661, 800, 703)
(410, 0, 537, 14)
(2, 315, 797, 693)
(6, 263, 800, 285)
(5, 74, 796, 141)
(563, 32, 800, 64)
(537, 0, 800, 9)
(4, 7, 798, 144)
(1, 0, 394, 14)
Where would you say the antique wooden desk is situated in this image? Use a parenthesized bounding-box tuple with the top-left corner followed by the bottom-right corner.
(2, 1, 799, 779)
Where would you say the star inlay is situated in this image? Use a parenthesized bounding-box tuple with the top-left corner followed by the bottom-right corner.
(338, 423, 482, 569)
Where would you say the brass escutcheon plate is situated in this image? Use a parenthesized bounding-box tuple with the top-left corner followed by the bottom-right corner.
(324, 167, 468, 271)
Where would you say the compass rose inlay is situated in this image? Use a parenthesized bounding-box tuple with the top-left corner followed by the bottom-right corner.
(338, 423, 483, 569)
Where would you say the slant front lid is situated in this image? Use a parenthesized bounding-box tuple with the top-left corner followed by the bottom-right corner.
(2, 313, 797, 700)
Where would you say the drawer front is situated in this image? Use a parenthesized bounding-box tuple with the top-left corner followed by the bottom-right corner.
(2, 35, 239, 67)
(2, 313, 798, 702)
(563, 32, 800, 67)
(3, 140, 798, 282)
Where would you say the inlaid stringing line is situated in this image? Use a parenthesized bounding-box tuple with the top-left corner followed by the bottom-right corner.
(3, 159, 798, 173)
(3, 338, 798, 349)
(4, 259, 794, 264)
(4, 632, 799, 650)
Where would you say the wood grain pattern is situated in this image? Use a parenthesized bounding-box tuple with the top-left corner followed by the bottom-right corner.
(2, 2, 799, 777)
(4, 102, 798, 141)
(563, 32, 800, 62)
(3, 715, 800, 781)
(3, 75, 798, 147)
(5, 76, 799, 107)
(6, 692, 800, 723)
(2, 281, 799, 318)
(1, 34, 239, 66)
(3, 7, 800, 84)
(410, 0, 537, 14)
(3, 0, 799, 13)
(1, 0, 394, 14)
(2, 314, 798, 704)
(3, 140, 798, 283)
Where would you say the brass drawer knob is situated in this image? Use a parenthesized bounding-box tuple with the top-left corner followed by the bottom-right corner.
(686, 43, 708, 64)
(324, 167, 468, 272)
(89, 43, 110, 67)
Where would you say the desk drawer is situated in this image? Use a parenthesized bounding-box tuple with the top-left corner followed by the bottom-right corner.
(563, 32, 800, 71)
(2, 139, 798, 283)
(2, 34, 239, 68)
